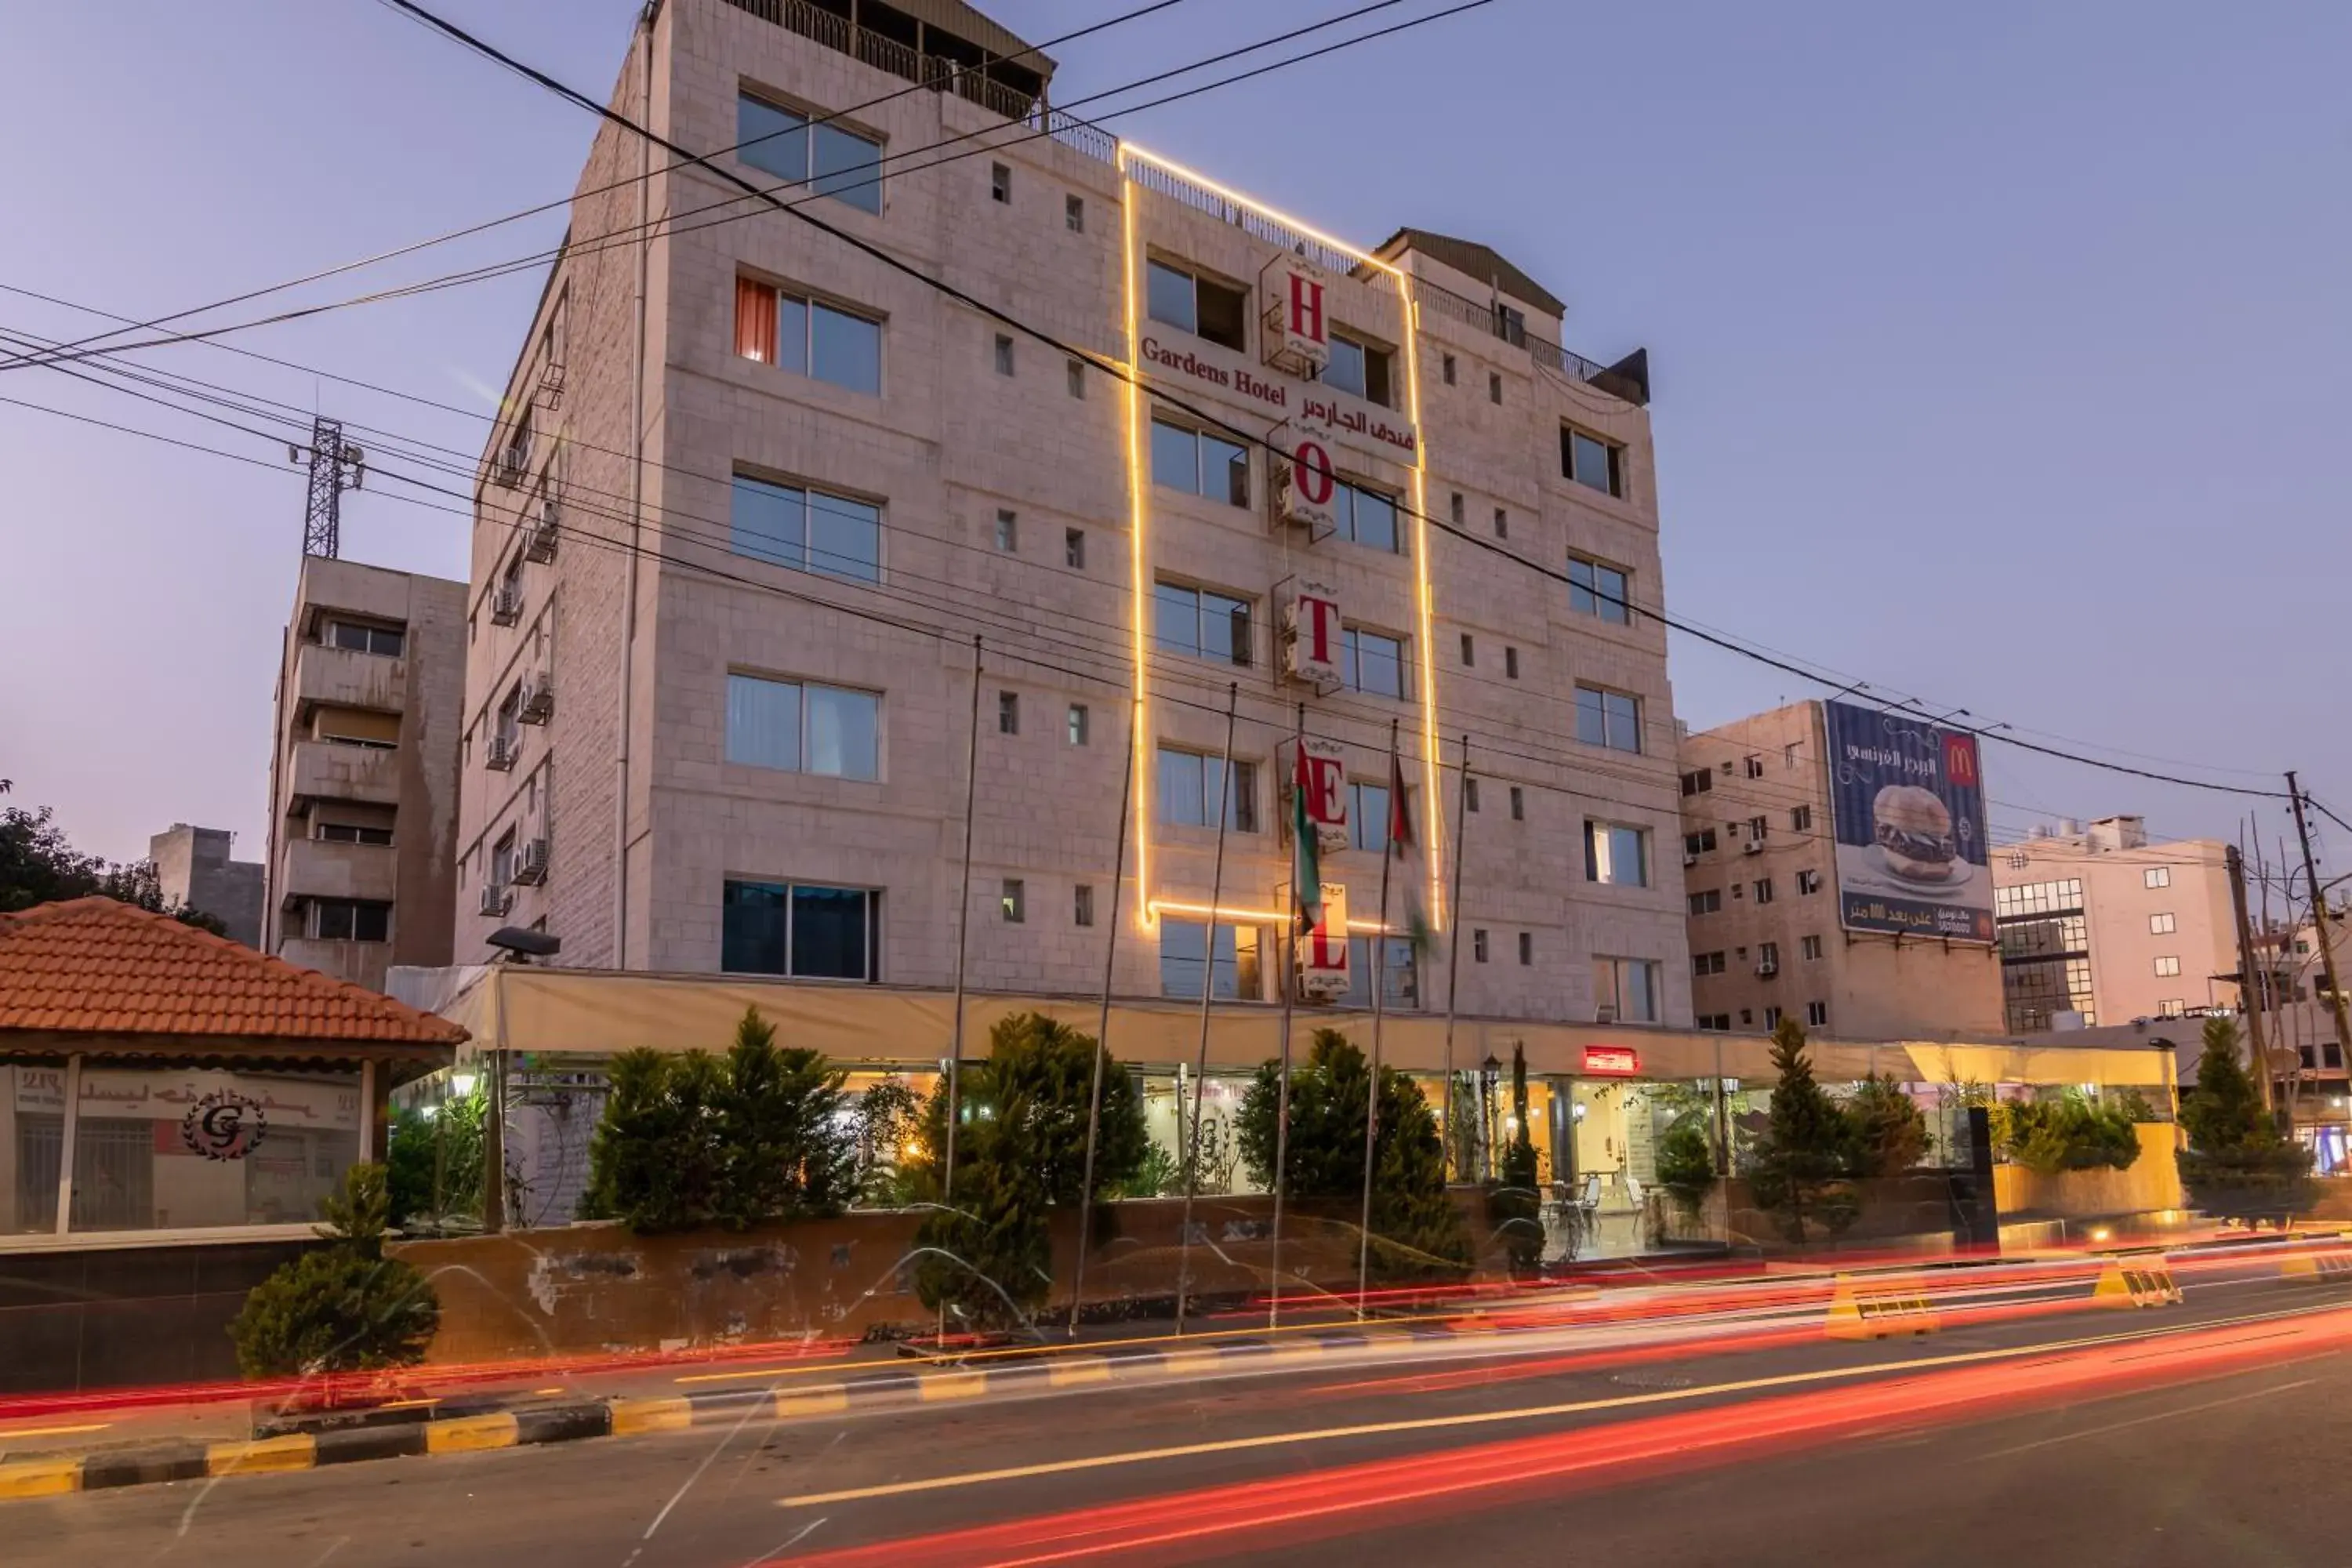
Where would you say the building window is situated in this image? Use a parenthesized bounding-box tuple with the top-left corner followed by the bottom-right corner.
(1759, 941, 1780, 971)
(1755, 878, 1775, 905)
(2156, 999, 2185, 1019)
(993, 333, 1014, 376)
(1794, 869, 1820, 896)
(730, 474, 881, 582)
(1802, 934, 1824, 960)
(327, 620, 405, 657)
(1065, 528, 1086, 569)
(1680, 768, 1712, 796)
(1994, 877, 2086, 917)
(1459, 632, 1475, 666)
(1563, 427, 1624, 497)
(1065, 193, 1085, 231)
(1686, 829, 1718, 855)
(1321, 332, 1392, 406)
(1473, 928, 1489, 963)
(1494, 507, 1508, 539)
(1145, 260, 1247, 351)
(1595, 957, 1661, 1023)
(1567, 557, 1631, 625)
(1154, 582, 1253, 667)
(1487, 372, 1502, 405)
(1584, 822, 1649, 887)
(989, 161, 1011, 203)
(998, 691, 1020, 735)
(1330, 480, 1401, 552)
(1465, 778, 1481, 813)
(1509, 786, 1526, 822)
(1763, 1005, 1783, 1029)
(1074, 884, 1095, 927)
(1441, 353, 1457, 386)
(1744, 756, 1766, 779)
(1575, 685, 1642, 753)
(1791, 805, 1813, 832)
(1158, 747, 1257, 833)
(1519, 931, 1534, 966)
(1348, 782, 1392, 853)
(315, 822, 394, 846)
(1689, 889, 1721, 916)
(1747, 816, 1769, 840)
(725, 673, 880, 780)
(1697, 1014, 1731, 1031)
(1341, 935, 1419, 1009)
(311, 898, 390, 942)
(1159, 919, 1261, 1000)
(1806, 1001, 1829, 1029)
(1067, 358, 1086, 398)
(2150, 912, 2177, 935)
(1449, 492, 1465, 526)
(2145, 866, 2172, 889)
(736, 93, 882, 213)
(994, 509, 1018, 551)
(1067, 704, 1089, 746)
(1149, 418, 1250, 507)
(721, 880, 878, 980)
(1341, 626, 1407, 699)
(1693, 951, 1726, 977)
(1000, 878, 1025, 922)
(1504, 647, 1520, 681)
(732, 277, 881, 394)
(2154, 955, 2182, 978)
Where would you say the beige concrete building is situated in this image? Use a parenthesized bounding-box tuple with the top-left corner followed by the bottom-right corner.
(1991, 815, 2239, 1031)
(454, 0, 1688, 1035)
(146, 824, 263, 948)
(1677, 702, 2005, 1040)
(263, 557, 466, 991)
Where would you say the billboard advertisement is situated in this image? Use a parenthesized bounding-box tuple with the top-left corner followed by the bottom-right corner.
(1822, 700, 1994, 943)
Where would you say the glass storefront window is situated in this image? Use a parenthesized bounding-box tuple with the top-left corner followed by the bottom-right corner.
(1, 1063, 363, 1234)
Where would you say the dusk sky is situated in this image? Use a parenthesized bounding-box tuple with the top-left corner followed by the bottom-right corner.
(4, 0, 2344, 885)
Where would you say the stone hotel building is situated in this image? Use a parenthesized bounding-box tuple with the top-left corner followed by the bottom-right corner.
(454, 0, 1688, 1033)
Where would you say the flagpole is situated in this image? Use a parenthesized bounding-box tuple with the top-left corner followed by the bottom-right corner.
(1356, 717, 1401, 1322)
(1176, 682, 1240, 1337)
(1269, 702, 1306, 1331)
(1069, 710, 1138, 1338)
(1439, 734, 1471, 1181)
(942, 634, 982, 1206)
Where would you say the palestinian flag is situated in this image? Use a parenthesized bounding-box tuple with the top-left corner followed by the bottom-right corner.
(1293, 742, 1323, 936)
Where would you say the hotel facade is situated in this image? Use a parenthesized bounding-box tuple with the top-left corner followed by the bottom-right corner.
(432, 0, 2169, 1229)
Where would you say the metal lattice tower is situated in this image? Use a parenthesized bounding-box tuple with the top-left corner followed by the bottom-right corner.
(296, 416, 365, 558)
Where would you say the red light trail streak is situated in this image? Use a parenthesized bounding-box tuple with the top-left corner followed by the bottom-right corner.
(769, 1304, 2352, 1568)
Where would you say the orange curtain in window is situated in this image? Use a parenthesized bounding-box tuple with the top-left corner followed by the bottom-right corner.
(735, 276, 778, 364)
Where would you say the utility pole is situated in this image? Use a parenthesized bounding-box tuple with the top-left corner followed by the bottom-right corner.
(2286, 771, 2352, 1073)
(2226, 844, 2273, 1112)
(291, 416, 364, 559)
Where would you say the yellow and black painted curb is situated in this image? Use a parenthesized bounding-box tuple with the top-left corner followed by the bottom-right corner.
(0, 1327, 1394, 1503)
(2281, 1247, 2352, 1283)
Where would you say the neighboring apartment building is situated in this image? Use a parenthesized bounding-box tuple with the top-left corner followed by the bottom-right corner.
(263, 557, 466, 992)
(147, 824, 263, 948)
(1991, 815, 2239, 1031)
(1677, 702, 2005, 1040)
(453, 0, 1688, 1029)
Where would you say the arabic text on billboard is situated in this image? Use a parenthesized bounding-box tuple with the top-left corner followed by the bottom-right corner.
(1822, 699, 1994, 944)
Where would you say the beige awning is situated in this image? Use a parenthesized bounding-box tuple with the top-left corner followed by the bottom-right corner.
(423, 967, 2171, 1088)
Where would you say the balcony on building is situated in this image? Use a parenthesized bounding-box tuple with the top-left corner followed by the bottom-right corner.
(286, 738, 400, 808)
(723, 0, 1054, 122)
(293, 641, 406, 718)
(278, 835, 398, 907)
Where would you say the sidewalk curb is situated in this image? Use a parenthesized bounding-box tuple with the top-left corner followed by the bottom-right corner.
(0, 1327, 1388, 1503)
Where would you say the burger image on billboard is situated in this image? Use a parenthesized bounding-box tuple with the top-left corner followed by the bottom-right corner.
(1872, 785, 1958, 883)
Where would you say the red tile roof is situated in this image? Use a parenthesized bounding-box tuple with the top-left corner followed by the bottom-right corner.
(0, 897, 466, 1047)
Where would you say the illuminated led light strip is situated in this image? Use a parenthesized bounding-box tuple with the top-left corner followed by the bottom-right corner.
(1116, 145, 1156, 931)
(1148, 898, 1401, 935)
(1120, 142, 1449, 934)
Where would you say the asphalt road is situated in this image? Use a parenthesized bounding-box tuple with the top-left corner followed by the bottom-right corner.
(14, 1272, 2350, 1566)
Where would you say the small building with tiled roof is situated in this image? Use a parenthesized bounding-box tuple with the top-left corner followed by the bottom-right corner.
(0, 897, 463, 1247)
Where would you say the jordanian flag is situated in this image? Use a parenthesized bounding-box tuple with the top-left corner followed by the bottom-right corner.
(1293, 743, 1323, 936)
(1389, 747, 1432, 956)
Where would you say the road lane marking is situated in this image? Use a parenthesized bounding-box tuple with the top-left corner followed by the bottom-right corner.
(0, 1423, 109, 1441)
(1969, 1377, 2316, 1461)
(776, 1302, 2346, 1508)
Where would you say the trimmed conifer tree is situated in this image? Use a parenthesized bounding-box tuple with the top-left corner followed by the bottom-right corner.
(1746, 1018, 1860, 1243)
